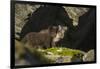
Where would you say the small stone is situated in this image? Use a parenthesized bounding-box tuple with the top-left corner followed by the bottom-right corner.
(83, 49, 95, 62)
(71, 53, 83, 62)
(55, 56, 72, 63)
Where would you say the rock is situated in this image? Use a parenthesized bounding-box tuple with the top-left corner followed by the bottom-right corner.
(71, 53, 83, 62)
(15, 59, 30, 66)
(55, 56, 71, 63)
(83, 49, 95, 62)
(45, 54, 61, 61)
(15, 4, 40, 38)
(71, 8, 96, 51)
(63, 6, 89, 26)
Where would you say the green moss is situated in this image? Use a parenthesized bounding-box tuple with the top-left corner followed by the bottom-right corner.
(42, 47, 84, 56)
(15, 40, 85, 64)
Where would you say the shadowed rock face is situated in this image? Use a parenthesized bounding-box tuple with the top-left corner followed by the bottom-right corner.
(57, 8, 96, 52)
(18, 5, 73, 40)
(63, 7, 89, 26)
(71, 8, 96, 51)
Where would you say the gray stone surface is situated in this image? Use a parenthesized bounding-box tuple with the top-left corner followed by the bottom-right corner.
(83, 49, 95, 62)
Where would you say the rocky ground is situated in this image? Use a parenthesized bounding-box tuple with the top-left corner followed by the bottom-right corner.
(15, 40, 95, 66)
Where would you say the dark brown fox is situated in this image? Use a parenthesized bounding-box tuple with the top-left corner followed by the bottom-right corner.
(21, 25, 67, 49)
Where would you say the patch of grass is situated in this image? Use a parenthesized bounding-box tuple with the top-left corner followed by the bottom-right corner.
(42, 47, 84, 56)
(15, 40, 85, 64)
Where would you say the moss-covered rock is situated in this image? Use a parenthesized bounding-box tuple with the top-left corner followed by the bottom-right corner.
(35, 47, 85, 63)
(15, 40, 86, 65)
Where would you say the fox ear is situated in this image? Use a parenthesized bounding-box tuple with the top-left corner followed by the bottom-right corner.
(58, 25, 62, 31)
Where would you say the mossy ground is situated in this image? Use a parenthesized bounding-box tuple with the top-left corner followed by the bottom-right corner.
(42, 47, 85, 56)
(15, 40, 85, 64)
